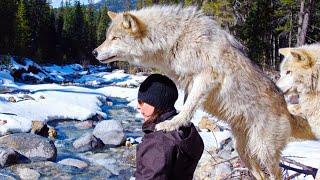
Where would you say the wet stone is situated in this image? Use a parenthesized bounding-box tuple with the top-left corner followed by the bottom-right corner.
(73, 132, 104, 152)
(74, 120, 94, 129)
(31, 120, 49, 137)
(0, 133, 57, 161)
(0, 147, 19, 167)
(8, 161, 113, 179)
(93, 120, 125, 146)
(58, 158, 88, 169)
(17, 167, 40, 180)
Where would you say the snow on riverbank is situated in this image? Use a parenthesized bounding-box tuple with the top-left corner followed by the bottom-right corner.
(0, 84, 106, 135)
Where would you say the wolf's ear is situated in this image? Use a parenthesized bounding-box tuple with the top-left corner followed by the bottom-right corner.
(122, 13, 139, 33)
(290, 49, 315, 68)
(290, 49, 310, 62)
(108, 11, 117, 20)
(279, 48, 292, 56)
(290, 50, 303, 61)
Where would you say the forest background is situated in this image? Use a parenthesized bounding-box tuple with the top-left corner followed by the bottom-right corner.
(0, 0, 319, 71)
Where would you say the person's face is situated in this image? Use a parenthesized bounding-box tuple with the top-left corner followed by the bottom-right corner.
(137, 100, 155, 122)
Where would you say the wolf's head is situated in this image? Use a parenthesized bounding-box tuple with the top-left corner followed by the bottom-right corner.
(277, 45, 320, 94)
(92, 11, 147, 64)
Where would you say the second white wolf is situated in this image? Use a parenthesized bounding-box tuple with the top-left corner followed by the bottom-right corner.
(277, 43, 320, 139)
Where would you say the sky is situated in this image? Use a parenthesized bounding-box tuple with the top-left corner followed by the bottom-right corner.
(50, 0, 101, 8)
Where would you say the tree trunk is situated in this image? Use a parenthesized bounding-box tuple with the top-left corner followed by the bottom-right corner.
(297, 0, 315, 46)
(289, 6, 292, 47)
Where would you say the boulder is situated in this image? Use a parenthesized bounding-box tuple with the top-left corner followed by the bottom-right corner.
(0, 133, 57, 161)
(17, 167, 40, 180)
(0, 147, 19, 167)
(58, 158, 88, 169)
(31, 121, 57, 139)
(31, 121, 49, 137)
(73, 132, 104, 152)
(74, 120, 94, 129)
(93, 120, 125, 146)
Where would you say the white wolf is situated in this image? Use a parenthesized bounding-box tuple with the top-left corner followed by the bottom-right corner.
(93, 5, 309, 179)
(277, 43, 320, 139)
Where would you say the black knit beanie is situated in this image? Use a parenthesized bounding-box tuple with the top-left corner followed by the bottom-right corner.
(138, 74, 178, 110)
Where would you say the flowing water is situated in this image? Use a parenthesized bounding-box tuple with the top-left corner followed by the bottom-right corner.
(5, 96, 143, 179)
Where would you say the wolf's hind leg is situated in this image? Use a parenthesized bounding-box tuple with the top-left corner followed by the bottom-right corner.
(155, 70, 218, 131)
(265, 155, 282, 180)
(249, 130, 283, 180)
(240, 153, 266, 180)
(234, 134, 266, 180)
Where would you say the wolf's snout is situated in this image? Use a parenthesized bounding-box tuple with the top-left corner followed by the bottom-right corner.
(92, 50, 98, 57)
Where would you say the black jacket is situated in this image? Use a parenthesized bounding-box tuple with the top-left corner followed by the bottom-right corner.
(135, 109, 204, 180)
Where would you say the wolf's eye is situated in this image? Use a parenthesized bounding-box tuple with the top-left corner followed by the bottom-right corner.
(286, 70, 291, 75)
(111, 36, 120, 41)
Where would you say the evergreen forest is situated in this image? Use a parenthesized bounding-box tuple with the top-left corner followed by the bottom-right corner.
(0, 0, 319, 70)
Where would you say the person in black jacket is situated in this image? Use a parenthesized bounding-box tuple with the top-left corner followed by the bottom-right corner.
(135, 74, 204, 180)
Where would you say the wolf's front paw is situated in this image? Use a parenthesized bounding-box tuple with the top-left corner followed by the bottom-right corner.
(155, 115, 189, 132)
(155, 120, 178, 132)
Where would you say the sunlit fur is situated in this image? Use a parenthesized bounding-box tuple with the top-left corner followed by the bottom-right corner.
(94, 5, 308, 179)
(277, 44, 320, 139)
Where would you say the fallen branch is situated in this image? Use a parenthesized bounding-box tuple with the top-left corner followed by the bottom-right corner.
(285, 172, 301, 180)
(212, 156, 238, 167)
(280, 157, 318, 178)
(0, 112, 17, 116)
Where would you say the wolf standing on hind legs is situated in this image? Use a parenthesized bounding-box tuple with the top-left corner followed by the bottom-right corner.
(92, 5, 309, 179)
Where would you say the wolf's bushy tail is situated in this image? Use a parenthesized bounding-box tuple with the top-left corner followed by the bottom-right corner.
(290, 115, 317, 140)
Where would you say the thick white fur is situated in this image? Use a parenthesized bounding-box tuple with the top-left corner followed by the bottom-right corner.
(95, 6, 294, 179)
(277, 43, 320, 138)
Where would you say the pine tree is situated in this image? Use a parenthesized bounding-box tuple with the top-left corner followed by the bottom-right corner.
(62, 1, 75, 62)
(201, 0, 234, 29)
(235, 0, 275, 68)
(274, 0, 296, 47)
(0, 0, 17, 55)
(96, 4, 110, 45)
(38, 2, 56, 62)
(307, 0, 320, 44)
(55, 5, 65, 64)
(85, 2, 97, 64)
(15, 0, 31, 57)
(73, 1, 86, 61)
